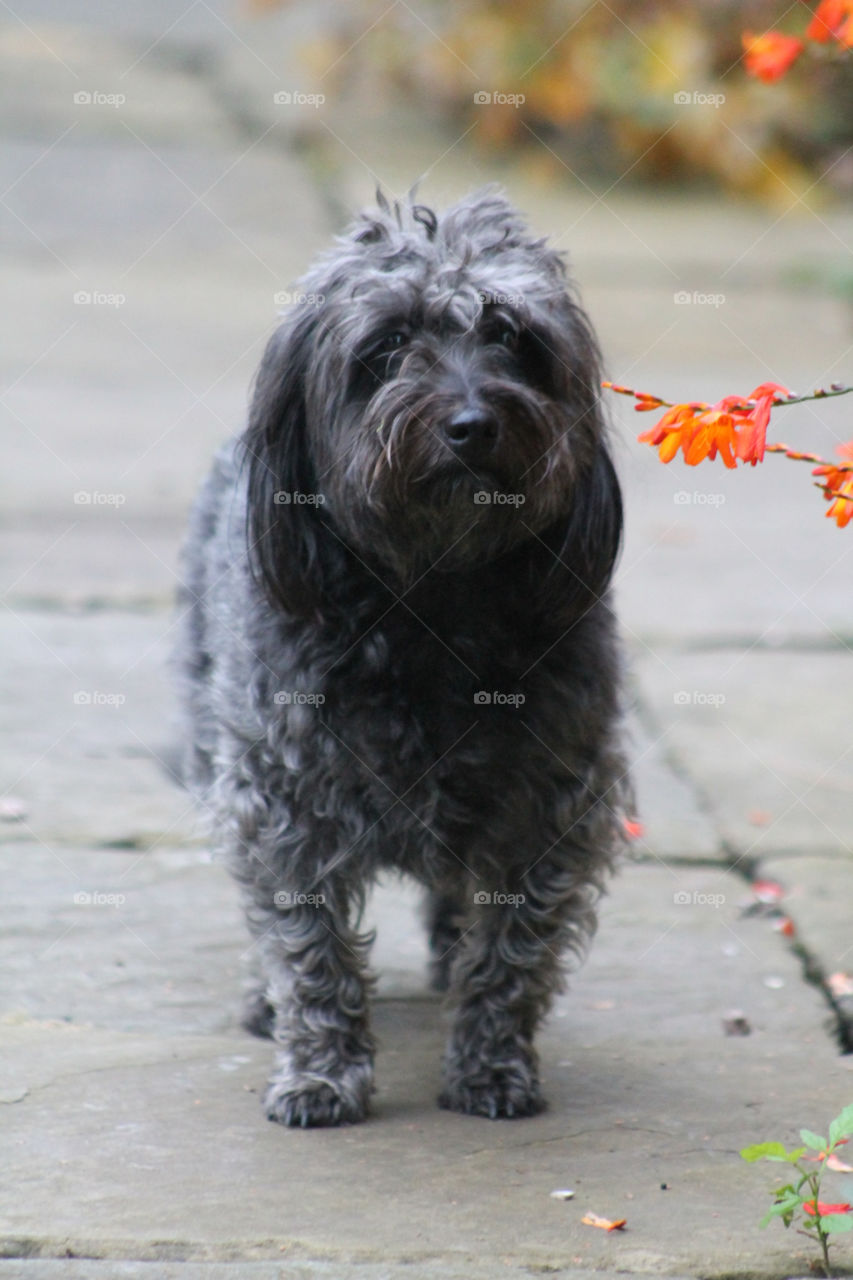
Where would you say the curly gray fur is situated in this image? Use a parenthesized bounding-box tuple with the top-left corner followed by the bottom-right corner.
(176, 187, 631, 1127)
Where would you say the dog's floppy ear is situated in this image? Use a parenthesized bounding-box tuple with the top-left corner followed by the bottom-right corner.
(242, 307, 330, 618)
(540, 438, 624, 619)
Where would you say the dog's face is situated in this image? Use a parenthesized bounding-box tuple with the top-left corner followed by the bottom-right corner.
(246, 189, 621, 615)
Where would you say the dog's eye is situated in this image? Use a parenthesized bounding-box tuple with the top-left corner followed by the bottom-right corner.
(376, 331, 406, 357)
(486, 322, 517, 350)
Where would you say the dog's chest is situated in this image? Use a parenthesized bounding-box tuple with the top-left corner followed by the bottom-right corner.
(315, 593, 547, 793)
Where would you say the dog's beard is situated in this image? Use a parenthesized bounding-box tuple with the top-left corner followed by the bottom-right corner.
(316, 378, 586, 581)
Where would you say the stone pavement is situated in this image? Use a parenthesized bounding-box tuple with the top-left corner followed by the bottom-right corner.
(1, 5, 852, 1278)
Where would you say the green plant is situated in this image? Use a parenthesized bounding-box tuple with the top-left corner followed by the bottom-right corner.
(741, 1103, 853, 1277)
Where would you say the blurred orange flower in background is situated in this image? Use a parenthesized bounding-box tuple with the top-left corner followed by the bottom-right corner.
(806, 0, 853, 45)
(742, 31, 805, 81)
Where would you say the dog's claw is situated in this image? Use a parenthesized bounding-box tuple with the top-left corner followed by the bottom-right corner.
(439, 1071, 544, 1120)
(264, 1079, 368, 1128)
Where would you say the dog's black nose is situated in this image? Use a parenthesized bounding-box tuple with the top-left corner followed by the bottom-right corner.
(444, 408, 499, 460)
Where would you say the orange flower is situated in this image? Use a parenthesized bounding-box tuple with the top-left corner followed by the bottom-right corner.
(683, 409, 739, 468)
(743, 30, 805, 80)
(823, 474, 853, 527)
(637, 383, 794, 471)
(813, 441, 853, 527)
(807, 0, 853, 45)
(736, 382, 792, 465)
(803, 1199, 853, 1216)
(637, 402, 704, 461)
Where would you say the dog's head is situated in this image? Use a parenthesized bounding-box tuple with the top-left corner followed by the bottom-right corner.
(244, 188, 622, 617)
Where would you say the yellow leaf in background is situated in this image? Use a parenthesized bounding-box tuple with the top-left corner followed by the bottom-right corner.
(643, 14, 710, 91)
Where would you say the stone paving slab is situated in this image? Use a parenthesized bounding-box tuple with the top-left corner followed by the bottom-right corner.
(758, 855, 853, 1042)
(632, 648, 853, 859)
(3, 856, 851, 1277)
(0, 611, 194, 849)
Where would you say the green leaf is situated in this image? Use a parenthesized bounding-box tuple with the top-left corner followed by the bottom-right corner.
(760, 1195, 802, 1227)
(821, 1214, 853, 1234)
(741, 1142, 806, 1163)
(829, 1104, 853, 1145)
(742, 1142, 786, 1162)
(800, 1128, 827, 1150)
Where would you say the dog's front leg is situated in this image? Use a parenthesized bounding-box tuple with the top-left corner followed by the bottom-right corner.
(439, 865, 597, 1119)
(250, 886, 376, 1127)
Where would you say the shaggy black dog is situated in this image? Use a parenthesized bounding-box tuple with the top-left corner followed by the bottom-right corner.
(177, 188, 630, 1127)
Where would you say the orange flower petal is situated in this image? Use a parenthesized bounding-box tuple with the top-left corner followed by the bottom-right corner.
(803, 1200, 852, 1217)
(659, 432, 683, 464)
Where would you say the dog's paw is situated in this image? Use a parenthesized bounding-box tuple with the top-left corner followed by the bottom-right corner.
(438, 1070, 545, 1120)
(264, 1063, 373, 1128)
(264, 1082, 358, 1127)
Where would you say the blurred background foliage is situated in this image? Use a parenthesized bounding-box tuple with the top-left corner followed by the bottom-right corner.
(260, 0, 853, 206)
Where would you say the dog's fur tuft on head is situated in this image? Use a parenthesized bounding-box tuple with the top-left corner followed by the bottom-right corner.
(178, 187, 631, 1127)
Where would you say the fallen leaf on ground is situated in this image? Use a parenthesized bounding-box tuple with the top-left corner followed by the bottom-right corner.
(623, 818, 644, 839)
(828, 972, 853, 998)
(581, 1213, 627, 1231)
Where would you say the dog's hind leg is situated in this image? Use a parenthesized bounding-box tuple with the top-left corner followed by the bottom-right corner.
(423, 886, 466, 993)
